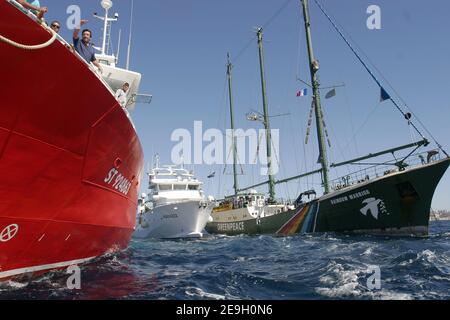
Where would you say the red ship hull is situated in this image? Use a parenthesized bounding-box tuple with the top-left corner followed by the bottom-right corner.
(0, 1, 144, 279)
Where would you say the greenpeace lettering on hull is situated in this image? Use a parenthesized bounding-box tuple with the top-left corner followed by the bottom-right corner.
(217, 222, 245, 232)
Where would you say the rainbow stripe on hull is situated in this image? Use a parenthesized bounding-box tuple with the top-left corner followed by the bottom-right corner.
(276, 203, 319, 235)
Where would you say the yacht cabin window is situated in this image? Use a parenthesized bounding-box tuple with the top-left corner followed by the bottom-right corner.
(158, 184, 172, 191)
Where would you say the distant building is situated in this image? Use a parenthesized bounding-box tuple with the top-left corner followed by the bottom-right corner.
(431, 210, 450, 221)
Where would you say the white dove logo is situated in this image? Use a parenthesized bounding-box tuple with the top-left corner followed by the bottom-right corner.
(360, 198, 383, 220)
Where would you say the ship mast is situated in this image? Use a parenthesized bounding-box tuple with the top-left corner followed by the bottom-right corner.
(227, 53, 239, 197)
(126, 0, 134, 70)
(256, 28, 276, 202)
(238, 0, 442, 196)
(94, 0, 118, 56)
(301, 0, 331, 194)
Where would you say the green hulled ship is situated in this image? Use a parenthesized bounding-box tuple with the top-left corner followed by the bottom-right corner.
(207, 157, 449, 236)
(205, 0, 449, 237)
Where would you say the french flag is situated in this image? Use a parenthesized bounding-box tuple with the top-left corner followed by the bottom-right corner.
(296, 89, 308, 97)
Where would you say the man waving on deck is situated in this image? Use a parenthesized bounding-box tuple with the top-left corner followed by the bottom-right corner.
(73, 19, 103, 74)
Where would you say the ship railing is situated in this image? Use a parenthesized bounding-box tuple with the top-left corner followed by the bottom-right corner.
(7, 0, 135, 127)
(213, 197, 293, 210)
(7, 2, 110, 85)
(330, 149, 443, 192)
(272, 198, 294, 206)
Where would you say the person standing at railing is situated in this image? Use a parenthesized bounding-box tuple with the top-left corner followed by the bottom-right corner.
(73, 19, 103, 74)
(49, 21, 60, 34)
(115, 82, 130, 108)
(17, 0, 47, 19)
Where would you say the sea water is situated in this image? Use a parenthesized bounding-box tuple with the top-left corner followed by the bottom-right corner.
(1, 221, 450, 300)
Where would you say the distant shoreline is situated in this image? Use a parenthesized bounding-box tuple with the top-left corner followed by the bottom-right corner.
(431, 210, 450, 221)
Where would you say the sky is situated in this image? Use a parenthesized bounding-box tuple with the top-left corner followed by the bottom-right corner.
(44, 0, 450, 209)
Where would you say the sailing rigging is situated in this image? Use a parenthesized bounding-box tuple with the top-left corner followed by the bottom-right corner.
(205, 0, 450, 237)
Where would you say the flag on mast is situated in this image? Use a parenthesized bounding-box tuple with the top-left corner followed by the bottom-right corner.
(380, 87, 391, 102)
(296, 89, 308, 97)
(325, 88, 336, 99)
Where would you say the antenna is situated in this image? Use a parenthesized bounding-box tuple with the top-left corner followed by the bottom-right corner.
(153, 154, 160, 169)
(116, 28, 121, 64)
(126, 0, 134, 70)
(100, 0, 112, 55)
(94, 0, 118, 56)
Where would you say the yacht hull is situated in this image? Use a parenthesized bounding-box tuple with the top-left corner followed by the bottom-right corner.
(134, 200, 213, 239)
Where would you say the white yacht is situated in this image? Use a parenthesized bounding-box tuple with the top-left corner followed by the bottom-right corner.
(134, 160, 214, 239)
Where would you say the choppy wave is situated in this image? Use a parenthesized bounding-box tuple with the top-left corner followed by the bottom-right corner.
(1, 221, 450, 300)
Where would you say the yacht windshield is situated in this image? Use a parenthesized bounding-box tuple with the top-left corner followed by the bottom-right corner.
(158, 184, 172, 191)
